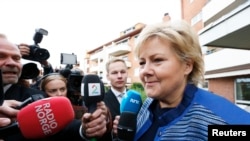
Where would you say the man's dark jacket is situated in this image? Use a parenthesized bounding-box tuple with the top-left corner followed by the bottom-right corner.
(103, 89, 121, 121)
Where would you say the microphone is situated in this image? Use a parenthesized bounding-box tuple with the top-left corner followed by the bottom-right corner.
(15, 94, 45, 109)
(81, 74, 105, 141)
(81, 74, 105, 113)
(118, 90, 142, 141)
(0, 97, 75, 139)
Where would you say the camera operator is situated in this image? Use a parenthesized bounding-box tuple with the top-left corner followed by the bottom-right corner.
(18, 43, 54, 76)
(18, 43, 54, 90)
(58, 65, 83, 106)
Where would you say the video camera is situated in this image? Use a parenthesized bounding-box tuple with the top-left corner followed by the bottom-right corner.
(20, 63, 40, 79)
(60, 53, 83, 92)
(22, 28, 50, 62)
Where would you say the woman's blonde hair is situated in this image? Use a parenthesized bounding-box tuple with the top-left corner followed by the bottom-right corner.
(135, 20, 204, 86)
(40, 73, 67, 91)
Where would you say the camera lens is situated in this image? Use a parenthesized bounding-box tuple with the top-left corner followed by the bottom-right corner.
(34, 48, 50, 61)
(20, 63, 39, 79)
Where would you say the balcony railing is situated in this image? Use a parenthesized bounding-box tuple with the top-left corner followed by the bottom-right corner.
(90, 51, 103, 61)
(108, 44, 131, 56)
(89, 65, 98, 73)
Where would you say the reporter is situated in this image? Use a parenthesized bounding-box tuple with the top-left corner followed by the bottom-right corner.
(81, 102, 108, 138)
(0, 100, 21, 141)
(40, 73, 68, 97)
(0, 35, 45, 102)
(40, 73, 86, 119)
(0, 100, 21, 126)
(18, 43, 54, 76)
(40, 73, 113, 140)
(0, 100, 21, 118)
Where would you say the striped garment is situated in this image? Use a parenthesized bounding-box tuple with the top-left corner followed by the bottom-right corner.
(135, 84, 250, 141)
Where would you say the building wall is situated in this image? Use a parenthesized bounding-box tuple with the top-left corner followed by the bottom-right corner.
(208, 77, 235, 102)
(181, 0, 238, 103)
(181, 0, 207, 25)
(127, 36, 141, 83)
(85, 23, 145, 85)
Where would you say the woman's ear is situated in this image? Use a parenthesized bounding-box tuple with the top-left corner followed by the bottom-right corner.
(184, 59, 193, 75)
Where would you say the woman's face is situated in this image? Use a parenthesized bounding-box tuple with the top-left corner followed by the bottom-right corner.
(138, 37, 192, 106)
(45, 79, 67, 97)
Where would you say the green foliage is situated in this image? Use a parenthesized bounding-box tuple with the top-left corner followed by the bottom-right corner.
(129, 82, 147, 102)
(104, 85, 109, 93)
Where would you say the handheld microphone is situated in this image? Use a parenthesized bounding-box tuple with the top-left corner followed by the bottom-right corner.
(81, 74, 105, 141)
(118, 90, 142, 141)
(0, 97, 75, 139)
(15, 94, 45, 109)
(81, 74, 105, 113)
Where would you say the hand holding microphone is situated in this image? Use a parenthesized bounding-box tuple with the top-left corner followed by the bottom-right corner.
(81, 74, 106, 140)
(81, 102, 107, 138)
(0, 97, 75, 139)
(0, 100, 21, 128)
(117, 90, 142, 141)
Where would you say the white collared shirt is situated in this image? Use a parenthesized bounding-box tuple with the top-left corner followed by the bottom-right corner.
(111, 87, 126, 104)
(3, 84, 12, 94)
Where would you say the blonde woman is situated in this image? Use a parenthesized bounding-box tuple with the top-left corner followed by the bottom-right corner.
(40, 73, 68, 97)
(113, 20, 250, 141)
(40, 73, 113, 140)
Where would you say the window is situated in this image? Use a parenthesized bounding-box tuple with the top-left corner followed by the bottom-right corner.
(235, 78, 250, 105)
(123, 26, 135, 34)
(117, 38, 128, 46)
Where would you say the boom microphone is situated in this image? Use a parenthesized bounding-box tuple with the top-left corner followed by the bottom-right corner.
(118, 90, 142, 141)
(0, 97, 75, 139)
(81, 74, 105, 113)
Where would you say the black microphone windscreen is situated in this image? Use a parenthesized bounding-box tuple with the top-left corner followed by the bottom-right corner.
(117, 90, 142, 141)
(81, 74, 105, 107)
(118, 112, 137, 141)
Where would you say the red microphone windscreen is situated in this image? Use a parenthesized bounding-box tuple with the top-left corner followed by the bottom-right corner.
(17, 97, 75, 139)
